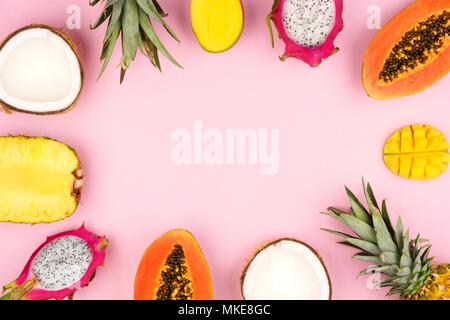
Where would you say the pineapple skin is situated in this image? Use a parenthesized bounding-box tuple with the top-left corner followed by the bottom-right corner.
(410, 265, 450, 300)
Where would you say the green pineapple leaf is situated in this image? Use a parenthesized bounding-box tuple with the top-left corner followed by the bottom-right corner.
(359, 265, 399, 277)
(345, 238, 382, 256)
(103, 0, 125, 42)
(353, 252, 382, 264)
(92, 0, 181, 83)
(327, 207, 349, 216)
(91, 6, 113, 29)
(138, 9, 181, 68)
(136, 0, 179, 41)
(321, 228, 354, 239)
(372, 210, 398, 253)
(152, 0, 167, 16)
(98, 22, 121, 79)
(397, 266, 412, 277)
(340, 214, 377, 243)
(399, 249, 412, 269)
(380, 251, 399, 265)
(141, 32, 161, 71)
(322, 180, 435, 299)
(364, 181, 380, 209)
(121, 0, 140, 69)
(395, 216, 404, 251)
(345, 186, 371, 225)
(381, 200, 396, 239)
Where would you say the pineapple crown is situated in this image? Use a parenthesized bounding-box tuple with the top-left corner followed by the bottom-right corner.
(90, 0, 181, 83)
(322, 180, 434, 298)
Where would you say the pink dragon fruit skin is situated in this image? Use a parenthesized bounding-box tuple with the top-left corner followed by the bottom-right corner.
(1, 225, 108, 300)
(268, 0, 344, 67)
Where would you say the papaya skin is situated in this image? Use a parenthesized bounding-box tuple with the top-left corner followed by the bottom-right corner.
(363, 0, 450, 99)
(134, 229, 213, 300)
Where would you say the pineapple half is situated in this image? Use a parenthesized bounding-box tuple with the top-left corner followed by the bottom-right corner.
(0, 136, 82, 224)
(323, 181, 450, 300)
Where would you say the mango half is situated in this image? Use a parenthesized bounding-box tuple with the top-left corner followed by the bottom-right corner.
(0, 136, 83, 223)
(191, 0, 244, 53)
(383, 125, 450, 180)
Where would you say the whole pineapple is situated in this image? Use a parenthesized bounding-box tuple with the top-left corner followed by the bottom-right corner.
(322, 181, 450, 300)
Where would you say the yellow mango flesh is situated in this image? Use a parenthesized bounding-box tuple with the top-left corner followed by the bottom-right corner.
(191, 0, 244, 53)
(383, 125, 450, 180)
(0, 136, 81, 223)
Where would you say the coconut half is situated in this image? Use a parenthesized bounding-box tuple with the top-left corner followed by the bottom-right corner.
(241, 239, 332, 300)
(0, 25, 83, 114)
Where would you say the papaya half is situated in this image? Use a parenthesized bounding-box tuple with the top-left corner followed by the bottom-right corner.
(363, 0, 450, 99)
(134, 229, 213, 300)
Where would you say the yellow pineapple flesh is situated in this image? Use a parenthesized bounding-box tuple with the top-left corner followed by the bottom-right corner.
(415, 265, 450, 300)
(383, 125, 450, 180)
(0, 136, 82, 224)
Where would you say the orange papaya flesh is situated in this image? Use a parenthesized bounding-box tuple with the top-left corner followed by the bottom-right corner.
(363, 0, 450, 99)
(134, 229, 213, 300)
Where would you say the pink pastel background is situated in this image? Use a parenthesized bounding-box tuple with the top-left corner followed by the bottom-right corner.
(1, 0, 450, 300)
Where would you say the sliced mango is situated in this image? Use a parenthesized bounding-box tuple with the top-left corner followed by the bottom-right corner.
(383, 125, 450, 180)
(191, 0, 244, 53)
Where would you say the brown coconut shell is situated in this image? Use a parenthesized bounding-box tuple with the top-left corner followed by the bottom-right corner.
(0, 24, 84, 115)
(240, 238, 333, 300)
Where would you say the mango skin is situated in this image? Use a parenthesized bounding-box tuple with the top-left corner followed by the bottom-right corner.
(191, 0, 244, 53)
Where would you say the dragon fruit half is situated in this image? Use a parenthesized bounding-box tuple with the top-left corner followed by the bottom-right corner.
(0, 225, 108, 300)
(267, 0, 344, 66)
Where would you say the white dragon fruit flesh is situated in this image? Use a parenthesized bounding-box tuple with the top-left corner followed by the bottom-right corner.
(1, 225, 108, 300)
(267, 0, 344, 66)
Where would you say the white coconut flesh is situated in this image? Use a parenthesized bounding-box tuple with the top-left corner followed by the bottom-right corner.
(282, 0, 336, 47)
(31, 236, 93, 291)
(242, 239, 331, 300)
(0, 27, 82, 113)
